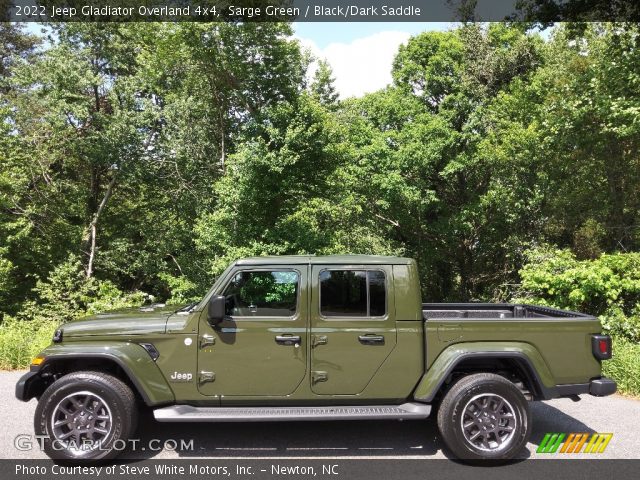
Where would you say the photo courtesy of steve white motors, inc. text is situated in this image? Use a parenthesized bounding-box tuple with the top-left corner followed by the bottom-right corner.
(14, 463, 339, 477)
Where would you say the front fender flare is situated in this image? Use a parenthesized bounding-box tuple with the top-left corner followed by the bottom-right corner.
(413, 341, 557, 402)
(33, 342, 175, 406)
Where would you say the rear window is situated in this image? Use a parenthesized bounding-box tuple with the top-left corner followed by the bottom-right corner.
(320, 270, 386, 317)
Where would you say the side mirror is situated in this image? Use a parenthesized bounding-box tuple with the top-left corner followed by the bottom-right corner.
(207, 295, 226, 325)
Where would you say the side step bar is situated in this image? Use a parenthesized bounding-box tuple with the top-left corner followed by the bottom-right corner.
(153, 402, 431, 422)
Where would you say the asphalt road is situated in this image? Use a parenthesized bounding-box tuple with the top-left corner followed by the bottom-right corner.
(2, 370, 639, 460)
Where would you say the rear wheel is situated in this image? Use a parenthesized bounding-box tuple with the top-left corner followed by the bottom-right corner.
(437, 373, 531, 460)
(34, 371, 137, 461)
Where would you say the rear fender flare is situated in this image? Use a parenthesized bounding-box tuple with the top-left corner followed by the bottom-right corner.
(413, 342, 557, 402)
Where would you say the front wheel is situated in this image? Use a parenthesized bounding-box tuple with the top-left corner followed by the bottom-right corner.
(437, 373, 531, 461)
(34, 371, 137, 461)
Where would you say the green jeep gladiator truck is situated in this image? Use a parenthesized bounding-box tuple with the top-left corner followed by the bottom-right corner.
(15, 255, 616, 461)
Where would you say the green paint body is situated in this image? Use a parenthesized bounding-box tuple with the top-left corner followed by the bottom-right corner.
(32, 256, 604, 407)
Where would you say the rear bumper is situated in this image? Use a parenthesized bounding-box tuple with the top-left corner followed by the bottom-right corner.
(589, 377, 617, 397)
(15, 370, 44, 402)
(555, 377, 617, 398)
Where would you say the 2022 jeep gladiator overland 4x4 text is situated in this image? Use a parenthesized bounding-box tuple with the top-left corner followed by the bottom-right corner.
(16, 255, 616, 461)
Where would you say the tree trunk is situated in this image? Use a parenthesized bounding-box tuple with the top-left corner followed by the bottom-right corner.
(219, 109, 226, 172)
(85, 172, 117, 278)
(604, 141, 627, 249)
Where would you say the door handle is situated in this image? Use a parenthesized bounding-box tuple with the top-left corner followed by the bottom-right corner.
(275, 335, 301, 346)
(358, 334, 385, 345)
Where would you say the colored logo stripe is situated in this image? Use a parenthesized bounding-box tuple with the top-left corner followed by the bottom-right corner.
(571, 433, 589, 453)
(537, 433, 612, 454)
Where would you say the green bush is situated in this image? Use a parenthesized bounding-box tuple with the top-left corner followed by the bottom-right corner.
(0, 255, 150, 370)
(0, 280, 146, 370)
(22, 255, 93, 322)
(600, 305, 640, 343)
(0, 316, 57, 370)
(602, 338, 640, 397)
(516, 247, 640, 318)
(515, 247, 640, 341)
(19, 255, 148, 323)
(516, 247, 640, 395)
(85, 280, 147, 315)
(0, 248, 13, 310)
(158, 273, 202, 305)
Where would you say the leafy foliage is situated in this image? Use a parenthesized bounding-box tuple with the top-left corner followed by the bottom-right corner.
(602, 338, 640, 396)
(19, 254, 147, 323)
(0, 316, 58, 370)
(517, 248, 640, 313)
(1, 23, 639, 366)
(516, 247, 640, 340)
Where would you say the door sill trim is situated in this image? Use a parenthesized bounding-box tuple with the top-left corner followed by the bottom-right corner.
(153, 402, 431, 422)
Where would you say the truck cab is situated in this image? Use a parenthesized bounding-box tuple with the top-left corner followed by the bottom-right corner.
(193, 255, 423, 402)
(16, 255, 616, 462)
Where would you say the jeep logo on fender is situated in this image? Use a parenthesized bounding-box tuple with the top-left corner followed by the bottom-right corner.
(170, 372, 193, 382)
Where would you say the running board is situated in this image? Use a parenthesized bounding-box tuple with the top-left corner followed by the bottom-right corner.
(153, 402, 431, 422)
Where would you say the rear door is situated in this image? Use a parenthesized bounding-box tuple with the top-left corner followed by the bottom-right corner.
(309, 264, 396, 394)
(197, 265, 307, 397)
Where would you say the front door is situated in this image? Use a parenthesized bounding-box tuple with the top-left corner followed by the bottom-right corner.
(310, 265, 396, 395)
(197, 266, 307, 397)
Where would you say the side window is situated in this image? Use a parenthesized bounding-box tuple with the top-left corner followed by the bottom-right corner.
(320, 270, 386, 317)
(223, 270, 299, 317)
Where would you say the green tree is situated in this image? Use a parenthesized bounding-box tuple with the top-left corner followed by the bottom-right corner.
(0, 22, 308, 312)
(311, 60, 339, 107)
(0, 23, 39, 86)
(2, 20, 640, 323)
(351, 24, 543, 300)
(540, 24, 640, 251)
(483, 23, 640, 258)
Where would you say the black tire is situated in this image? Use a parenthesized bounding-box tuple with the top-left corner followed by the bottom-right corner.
(437, 373, 531, 461)
(34, 371, 137, 461)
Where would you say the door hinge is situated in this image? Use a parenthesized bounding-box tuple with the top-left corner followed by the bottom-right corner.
(200, 334, 215, 349)
(312, 371, 328, 384)
(311, 335, 328, 348)
(198, 371, 216, 384)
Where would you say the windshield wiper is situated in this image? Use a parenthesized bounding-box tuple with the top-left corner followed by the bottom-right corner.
(176, 302, 198, 313)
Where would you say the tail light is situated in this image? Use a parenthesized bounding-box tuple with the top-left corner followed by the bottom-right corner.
(591, 334, 612, 360)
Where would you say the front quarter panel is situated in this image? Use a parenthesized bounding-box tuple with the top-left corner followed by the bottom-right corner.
(36, 341, 175, 406)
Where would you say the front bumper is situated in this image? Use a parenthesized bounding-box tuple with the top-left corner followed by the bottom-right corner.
(15, 370, 44, 402)
(555, 376, 617, 398)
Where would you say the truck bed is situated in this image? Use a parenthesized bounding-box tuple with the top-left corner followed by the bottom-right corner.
(421, 303, 602, 391)
(422, 303, 592, 320)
